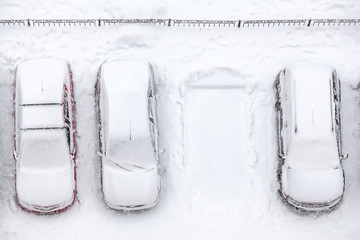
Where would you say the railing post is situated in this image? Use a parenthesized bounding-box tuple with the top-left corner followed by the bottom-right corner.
(307, 19, 312, 27)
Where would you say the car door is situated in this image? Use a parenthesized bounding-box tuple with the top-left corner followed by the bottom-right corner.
(275, 69, 291, 162)
(331, 71, 344, 159)
(148, 72, 158, 156)
(63, 84, 72, 155)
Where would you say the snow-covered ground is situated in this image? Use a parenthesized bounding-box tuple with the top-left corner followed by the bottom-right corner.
(0, 0, 360, 239)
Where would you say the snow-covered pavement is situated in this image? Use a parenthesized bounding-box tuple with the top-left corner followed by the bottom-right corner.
(1, 0, 360, 239)
(185, 73, 251, 212)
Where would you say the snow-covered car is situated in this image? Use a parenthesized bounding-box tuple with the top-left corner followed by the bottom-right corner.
(275, 64, 346, 212)
(14, 58, 77, 214)
(95, 60, 160, 210)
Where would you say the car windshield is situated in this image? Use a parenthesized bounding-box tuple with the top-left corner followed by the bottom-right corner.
(19, 129, 70, 170)
(107, 137, 156, 168)
(21, 104, 64, 129)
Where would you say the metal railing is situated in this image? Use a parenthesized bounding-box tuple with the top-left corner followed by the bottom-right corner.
(0, 18, 359, 28)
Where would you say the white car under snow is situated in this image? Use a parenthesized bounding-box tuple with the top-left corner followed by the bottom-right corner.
(275, 64, 346, 211)
(14, 58, 77, 214)
(95, 60, 160, 210)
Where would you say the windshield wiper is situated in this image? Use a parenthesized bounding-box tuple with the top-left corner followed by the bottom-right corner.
(20, 102, 63, 107)
(20, 127, 65, 131)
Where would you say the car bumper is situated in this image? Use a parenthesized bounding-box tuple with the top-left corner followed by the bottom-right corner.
(280, 192, 343, 212)
(18, 195, 75, 214)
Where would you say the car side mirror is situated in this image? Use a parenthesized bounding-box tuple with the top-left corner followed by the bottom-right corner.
(341, 153, 349, 161)
(96, 151, 104, 157)
(71, 148, 77, 157)
(278, 154, 286, 165)
(13, 150, 18, 161)
(159, 149, 166, 154)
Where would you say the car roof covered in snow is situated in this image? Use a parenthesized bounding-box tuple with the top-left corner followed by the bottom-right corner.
(288, 64, 335, 139)
(16, 58, 68, 104)
(286, 64, 339, 169)
(100, 60, 156, 166)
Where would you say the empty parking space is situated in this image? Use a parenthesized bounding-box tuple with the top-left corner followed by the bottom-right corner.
(184, 75, 251, 211)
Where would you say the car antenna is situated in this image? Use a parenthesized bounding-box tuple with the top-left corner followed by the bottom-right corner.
(41, 80, 44, 91)
(129, 120, 132, 140)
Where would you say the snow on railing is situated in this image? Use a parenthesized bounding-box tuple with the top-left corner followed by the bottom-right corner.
(0, 18, 359, 27)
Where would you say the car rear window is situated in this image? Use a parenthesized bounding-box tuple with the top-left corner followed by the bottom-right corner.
(21, 105, 64, 129)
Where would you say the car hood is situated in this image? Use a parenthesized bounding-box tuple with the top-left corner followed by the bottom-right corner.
(16, 166, 74, 208)
(282, 165, 344, 204)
